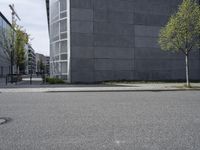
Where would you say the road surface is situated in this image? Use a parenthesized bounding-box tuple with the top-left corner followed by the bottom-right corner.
(0, 91, 200, 150)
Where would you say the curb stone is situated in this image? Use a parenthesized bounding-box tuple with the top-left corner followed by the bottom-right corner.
(0, 87, 200, 93)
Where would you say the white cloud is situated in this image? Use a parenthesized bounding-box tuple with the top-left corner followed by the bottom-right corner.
(0, 0, 49, 56)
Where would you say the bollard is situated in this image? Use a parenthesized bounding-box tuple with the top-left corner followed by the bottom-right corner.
(30, 75, 32, 85)
(6, 75, 7, 85)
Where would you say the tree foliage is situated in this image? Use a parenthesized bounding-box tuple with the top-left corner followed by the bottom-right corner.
(159, 0, 200, 54)
(158, 0, 200, 86)
(14, 25, 29, 72)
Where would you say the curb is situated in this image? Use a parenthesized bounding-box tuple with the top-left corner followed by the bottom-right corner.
(0, 86, 200, 93)
(45, 88, 200, 93)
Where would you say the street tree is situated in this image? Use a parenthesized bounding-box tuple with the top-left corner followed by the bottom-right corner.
(14, 25, 29, 74)
(158, 0, 200, 87)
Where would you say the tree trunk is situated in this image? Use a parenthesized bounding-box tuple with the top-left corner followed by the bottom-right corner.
(185, 54, 190, 87)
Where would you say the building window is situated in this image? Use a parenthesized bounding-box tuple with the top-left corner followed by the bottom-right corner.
(60, 0, 67, 12)
(60, 19, 67, 32)
(60, 40, 67, 53)
(60, 32, 67, 39)
(61, 62, 67, 73)
(60, 12, 67, 19)
(60, 54, 67, 60)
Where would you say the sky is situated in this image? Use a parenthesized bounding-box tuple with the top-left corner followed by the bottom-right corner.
(0, 0, 49, 56)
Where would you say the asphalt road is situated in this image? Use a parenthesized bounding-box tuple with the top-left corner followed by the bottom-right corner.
(0, 91, 200, 150)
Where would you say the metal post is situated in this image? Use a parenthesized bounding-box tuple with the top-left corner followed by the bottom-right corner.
(44, 61, 46, 84)
(10, 46, 13, 83)
(30, 74, 32, 85)
(30, 59, 32, 85)
(6, 75, 7, 85)
(10, 11, 14, 83)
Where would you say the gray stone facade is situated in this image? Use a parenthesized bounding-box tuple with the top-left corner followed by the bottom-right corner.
(47, 0, 200, 83)
(70, 0, 200, 83)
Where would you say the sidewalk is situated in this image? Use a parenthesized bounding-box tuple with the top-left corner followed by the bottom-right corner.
(0, 83, 200, 93)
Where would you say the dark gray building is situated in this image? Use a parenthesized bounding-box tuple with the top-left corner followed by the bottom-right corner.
(46, 0, 200, 83)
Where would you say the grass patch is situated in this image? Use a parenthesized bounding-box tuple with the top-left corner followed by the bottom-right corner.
(46, 77, 65, 84)
(103, 80, 200, 84)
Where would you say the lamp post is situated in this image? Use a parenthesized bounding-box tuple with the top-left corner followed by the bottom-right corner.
(9, 4, 21, 83)
(44, 60, 46, 84)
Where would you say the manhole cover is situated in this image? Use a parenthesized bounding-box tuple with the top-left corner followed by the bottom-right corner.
(0, 117, 11, 125)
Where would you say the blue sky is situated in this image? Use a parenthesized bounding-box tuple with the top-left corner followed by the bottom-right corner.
(0, 0, 49, 56)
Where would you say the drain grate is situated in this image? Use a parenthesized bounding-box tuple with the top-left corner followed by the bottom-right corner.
(0, 117, 11, 125)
